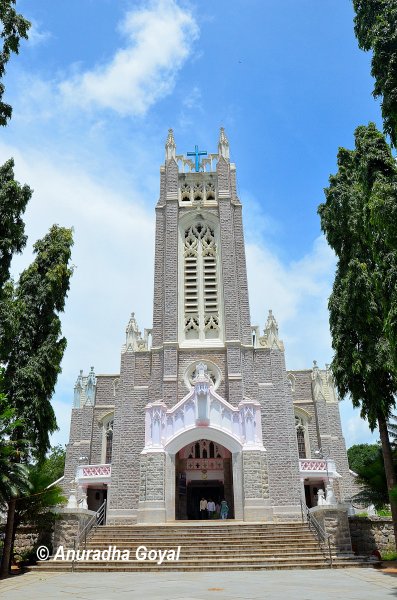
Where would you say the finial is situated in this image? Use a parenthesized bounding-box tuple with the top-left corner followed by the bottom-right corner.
(258, 310, 284, 350)
(165, 128, 176, 161)
(218, 127, 230, 159)
(125, 312, 148, 352)
(85, 366, 97, 406)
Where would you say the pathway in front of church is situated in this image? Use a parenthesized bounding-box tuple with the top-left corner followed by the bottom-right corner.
(0, 569, 396, 600)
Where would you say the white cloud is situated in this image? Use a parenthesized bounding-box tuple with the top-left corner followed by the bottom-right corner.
(26, 19, 51, 47)
(247, 235, 336, 369)
(0, 142, 155, 447)
(60, 0, 199, 116)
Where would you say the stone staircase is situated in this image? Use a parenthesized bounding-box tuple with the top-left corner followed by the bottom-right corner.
(33, 522, 371, 572)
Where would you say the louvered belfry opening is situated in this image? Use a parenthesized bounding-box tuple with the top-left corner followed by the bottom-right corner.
(184, 222, 220, 341)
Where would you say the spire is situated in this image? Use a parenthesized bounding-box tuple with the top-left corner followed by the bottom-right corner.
(218, 127, 230, 160)
(258, 310, 284, 350)
(165, 128, 176, 161)
(73, 370, 83, 408)
(312, 360, 324, 401)
(126, 312, 141, 349)
(85, 366, 97, 406)
(125, 312, 147, 351)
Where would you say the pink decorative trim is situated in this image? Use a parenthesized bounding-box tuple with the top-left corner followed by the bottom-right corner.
(299, 459, 327, 472)
(81, 465, 111, 477)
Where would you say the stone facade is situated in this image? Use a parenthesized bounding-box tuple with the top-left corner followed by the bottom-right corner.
(349, 516, 395, 555)
(62, 129, 355, 525)
(311, 505, 352, 555)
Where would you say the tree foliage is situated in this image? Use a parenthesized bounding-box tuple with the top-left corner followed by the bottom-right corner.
(351, 446, 391, 510)
(0, 159, 31, 298)
(353, 1, 397, 147)
(348, 443, 381, 474)
(0, 394, 30, 507)
(319, 123, 397, 429)
(318, 121, 397, 545)
(1, 226, 74, 460)
(15, 463, 66, 531)
(40, 444, 66, 483)
(0, 1, 30, 126)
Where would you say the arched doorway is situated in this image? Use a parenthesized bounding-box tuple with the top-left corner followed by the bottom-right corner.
(175, 439, 234, 520)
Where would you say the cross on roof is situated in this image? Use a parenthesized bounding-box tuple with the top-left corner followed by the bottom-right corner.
(187, 145, 207, 172)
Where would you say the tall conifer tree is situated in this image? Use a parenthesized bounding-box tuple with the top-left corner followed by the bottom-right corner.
(319, 122, 397, 546)
(353, 0, 397, 147)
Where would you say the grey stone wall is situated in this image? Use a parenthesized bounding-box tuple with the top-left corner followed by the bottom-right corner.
(311, 506, 352, 554)
(349, 516, 396, 555)
(107, 350, 147, 517)
(242, 451, 269, 500)
(139, 452, 165, 502)
(52, 509, 95, 550)
(258, 348, 302, 508)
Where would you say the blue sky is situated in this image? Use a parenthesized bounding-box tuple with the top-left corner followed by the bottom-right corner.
(2, 0, 383, 449)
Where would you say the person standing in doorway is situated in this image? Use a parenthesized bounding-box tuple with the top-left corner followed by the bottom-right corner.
(199, 497, 207, 519)
(207, 498, 215, 519)
(220, 499, 229, 519)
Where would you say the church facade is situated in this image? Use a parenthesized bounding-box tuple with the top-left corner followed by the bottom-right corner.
(62, 129, 355, 524)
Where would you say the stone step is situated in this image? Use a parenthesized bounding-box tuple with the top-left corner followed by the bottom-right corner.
(84, 542, 321, 550)
(75, 548, 326, 556)
(86, 536, 316, 544)
(34, 522, 373, 572)
(32, 559, 368, 573)
(97, 522, 307, 532)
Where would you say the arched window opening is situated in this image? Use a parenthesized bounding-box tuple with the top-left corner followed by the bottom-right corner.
(209, 442, 215, 458)
(296, 427, 306, 459)
(105, 419, 113, 463)
(295, 414, 309, 459)
(195, 442, 200, 458)
(184, 221, 220, 341)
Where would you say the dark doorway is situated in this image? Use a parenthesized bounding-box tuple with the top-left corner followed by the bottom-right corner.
(187, 481, 224, 520)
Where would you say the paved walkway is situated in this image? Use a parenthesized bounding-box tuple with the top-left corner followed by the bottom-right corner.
(0, 569, 396, 600)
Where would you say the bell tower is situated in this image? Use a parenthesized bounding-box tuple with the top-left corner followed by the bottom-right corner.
(152, 127, 252, 353)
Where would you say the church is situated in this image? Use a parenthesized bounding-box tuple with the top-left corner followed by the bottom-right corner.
(62, 129, 355, 524)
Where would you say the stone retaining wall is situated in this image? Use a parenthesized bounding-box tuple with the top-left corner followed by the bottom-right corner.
(349, 516, 395, 555)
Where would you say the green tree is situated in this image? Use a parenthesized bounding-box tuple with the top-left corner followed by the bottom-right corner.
(347, 443, 381, 474)
(0, 1, 30, 126)
(353, 1, 397, 147)
(40, 445, 66, 483)
(13, 463, 66, 562)
(318, 122, 397, 547)
(0, 226, 74, 577)
(0, 159, 31, 291)
(351, 447, 390, 510)
(0, 393, 30, 507)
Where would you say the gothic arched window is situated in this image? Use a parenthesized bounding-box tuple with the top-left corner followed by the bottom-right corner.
(105, 419, 113, 464)
(209, 442, 215, 458)
(195, 442, 200, 458)
(183, 222, 221, 341)
(295, 414, 309, 459)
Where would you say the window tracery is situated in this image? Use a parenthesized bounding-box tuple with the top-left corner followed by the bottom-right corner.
(183, 222, 220, 340)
